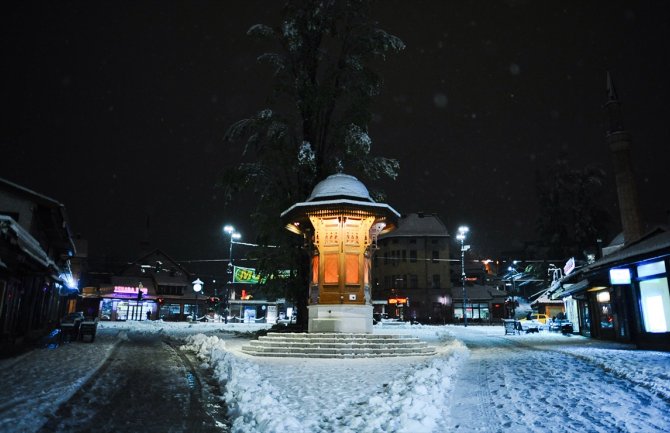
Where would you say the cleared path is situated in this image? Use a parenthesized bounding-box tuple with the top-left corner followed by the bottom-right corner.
(444, 326, 670, 433)
(37, 331, 228, 433)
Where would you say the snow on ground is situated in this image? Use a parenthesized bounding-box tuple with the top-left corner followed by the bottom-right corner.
(1, 320, 669, 433)
(183, 325, 467, 433)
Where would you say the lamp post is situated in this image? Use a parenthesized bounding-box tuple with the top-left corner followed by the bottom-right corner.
(192, 278, 203, 322)
(508, 265, 518, 319)
(223, 225, 241, 324)
(456, 226, 469, 327)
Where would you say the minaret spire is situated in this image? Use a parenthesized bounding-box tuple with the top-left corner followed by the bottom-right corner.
(605, 71, 625, 134)
(605, 72, 642, 245)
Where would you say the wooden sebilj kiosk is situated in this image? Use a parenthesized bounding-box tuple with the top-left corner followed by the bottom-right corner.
(281, 174, 399, 333)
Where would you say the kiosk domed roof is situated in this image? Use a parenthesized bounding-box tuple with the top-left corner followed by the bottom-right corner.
(307, 173, 374, 202)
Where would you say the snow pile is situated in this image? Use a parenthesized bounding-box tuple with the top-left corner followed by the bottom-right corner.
(182, 333, 306, 432)
(362, 342, 468, 433)
(3, 321, 670, 433)
(182, 328, 468, 433)
(557, 346, 670, 401)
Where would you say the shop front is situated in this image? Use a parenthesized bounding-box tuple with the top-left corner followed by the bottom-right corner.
(100, 298, 156, 321)
(553, 228, 670, 350)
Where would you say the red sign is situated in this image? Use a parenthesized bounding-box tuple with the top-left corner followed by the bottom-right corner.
(388, 297, 408, 305)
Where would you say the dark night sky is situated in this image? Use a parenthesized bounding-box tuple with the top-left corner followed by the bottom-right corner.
(2, 1, 669, 268)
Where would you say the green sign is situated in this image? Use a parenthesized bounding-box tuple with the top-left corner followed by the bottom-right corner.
(233, 266, 265, 284)
(232, 266, 292, 284)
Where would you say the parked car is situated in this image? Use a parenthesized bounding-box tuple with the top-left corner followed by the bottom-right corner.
(516, 319, 542, 332)
(526, 313, 549, 324)
(549, 318, 574, 334)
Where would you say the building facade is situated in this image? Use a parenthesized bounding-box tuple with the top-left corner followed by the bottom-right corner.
(81, 249, 201, 321)
(549, 75, 669, 350)
(372, 213, 452, 323)
(0, 178, 77, 355)
(551, 226, 670, 350)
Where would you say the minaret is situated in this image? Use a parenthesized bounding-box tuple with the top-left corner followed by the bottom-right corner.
(139, 214, 151, 256)
(605, 72, 642, 244)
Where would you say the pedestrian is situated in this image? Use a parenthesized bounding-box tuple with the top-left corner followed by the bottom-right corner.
(146, 310, 151, 321)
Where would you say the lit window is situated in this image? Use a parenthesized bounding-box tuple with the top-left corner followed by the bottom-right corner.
(638, 260, 666, 278)
(311, 255, 319, 285)
(324, 253, 338, 284)
(639, 277, 670, 333)
(345, 254, 359, 284)
(609, 268, 631, 285)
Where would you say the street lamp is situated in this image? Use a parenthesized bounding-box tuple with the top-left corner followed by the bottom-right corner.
(508, 265, 518, 319)
(223, 225, 241, 324)
(456, 226, 469, 327)
(192, 278, 204, 322)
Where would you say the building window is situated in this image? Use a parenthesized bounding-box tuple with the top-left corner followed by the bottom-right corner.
(638, 260, 670, 333)
(410, 250, 417, 263)
(409, 274, 418, 289)
(432, 251, 439, 263)
(432, 274, 440, 288)
(402, 250, 407, 262)
(324, 253, 338, 284)
(454, 303, 490, 321)
(409, 238, 417, 244)
(157, 286, 183, 296)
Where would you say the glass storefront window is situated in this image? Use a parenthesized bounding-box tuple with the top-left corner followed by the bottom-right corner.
(639, 277, 670, 333)
(100, 299, 113, 320)
(116, 301, 128, 321)
(638, 260, 666, 278)
(599, 303, 614, 328)
(159, 304, 181, 320)
(453, 303, 489, 320)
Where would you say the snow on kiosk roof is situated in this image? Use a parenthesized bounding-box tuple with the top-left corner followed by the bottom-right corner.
(280, 173, 400, 235)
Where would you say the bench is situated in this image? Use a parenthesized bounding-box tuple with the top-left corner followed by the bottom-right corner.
(79, 319, 99, 342)
(502, 319, 520, 335)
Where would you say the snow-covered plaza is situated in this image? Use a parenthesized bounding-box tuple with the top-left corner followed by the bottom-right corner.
(1, 320, 669, 433)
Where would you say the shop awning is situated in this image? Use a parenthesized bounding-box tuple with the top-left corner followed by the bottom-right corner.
(550, 279, 590, 300)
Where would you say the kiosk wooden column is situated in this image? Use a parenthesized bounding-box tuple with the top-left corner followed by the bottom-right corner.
(281, 174, 399, 333)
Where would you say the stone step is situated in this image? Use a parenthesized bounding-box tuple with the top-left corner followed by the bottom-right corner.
(248, 341, 427, 349)
(239, 350, 431, 359)
(245, 344, 433, 354)
(241, 349, 436, 358)
(263, 332, 413, 339)
(241, 332, 436, 358)
(257, 337, 419, 344)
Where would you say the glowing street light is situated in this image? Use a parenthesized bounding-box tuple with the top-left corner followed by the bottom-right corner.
(456, 226, 470, 327)
(224, 225, 241, 274)
(223, 225, 241, 323)
(192, 278, 204, 322)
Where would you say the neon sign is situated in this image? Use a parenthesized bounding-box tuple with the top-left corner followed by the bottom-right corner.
(114, 286, 148, 295)
(388, 297, 408, 305)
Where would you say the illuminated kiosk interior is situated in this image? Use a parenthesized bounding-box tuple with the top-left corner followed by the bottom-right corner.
(281, 173, 399, 333)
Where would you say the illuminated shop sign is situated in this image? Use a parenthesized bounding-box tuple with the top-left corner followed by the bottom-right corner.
(113, 286, 148, 295)
(388, 297, 409, 305)
(233, 266, 291, 284)
(564, 257, 575, 276)
(609, 268, 631, 285)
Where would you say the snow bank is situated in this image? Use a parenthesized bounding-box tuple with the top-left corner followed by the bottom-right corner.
(182, 329, 468, 433)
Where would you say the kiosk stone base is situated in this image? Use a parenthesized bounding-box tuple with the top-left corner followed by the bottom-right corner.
(308, 304, 373, 334)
